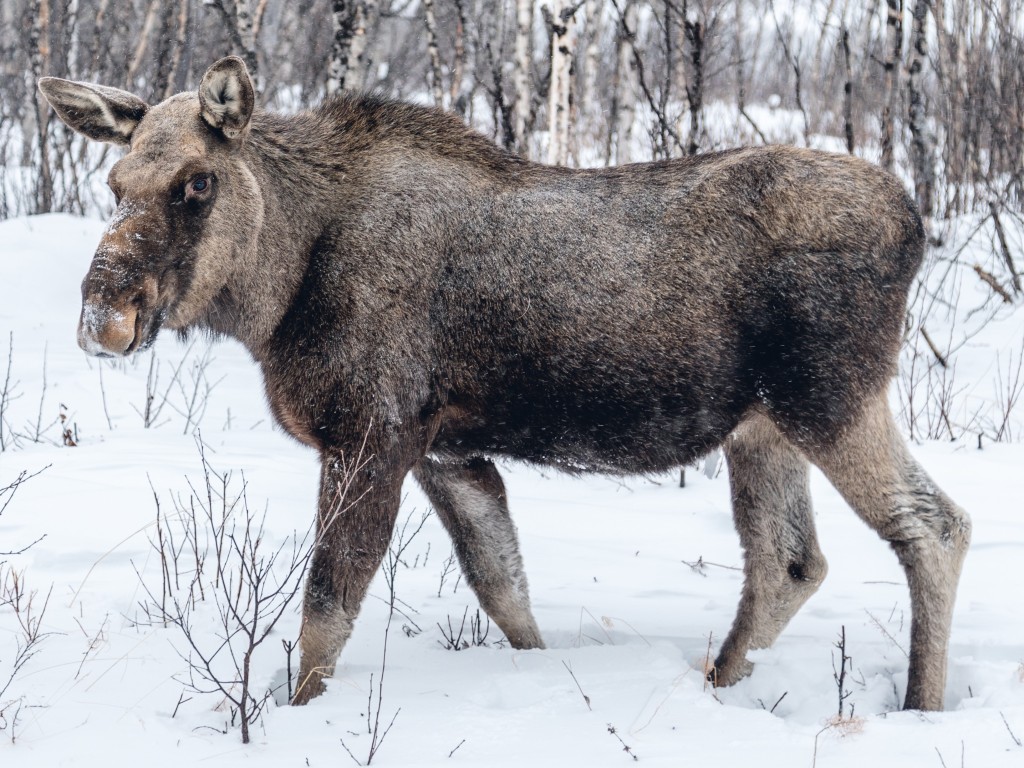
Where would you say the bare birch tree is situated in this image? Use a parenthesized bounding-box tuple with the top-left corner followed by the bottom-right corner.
(907, 0, 934, 217)
(879, 0, 903, 171)
(164, 0, 191, 100)
(344, 0, 378, 92)
(545, 0, 577, 165)
(327, 0, 357, 95)
(449, 0, 468, 111)
(682, 1, 707, 154)
(841, 24, 854, 153)
(209, 0, 260, 81)
(581, 0, 604, 119)
(513, 0, 536, 156)
(126, 0, 161, 89)
(610, 0, 637, 164)
(423, 0, 444, 107)
(27, 0, 52, 212)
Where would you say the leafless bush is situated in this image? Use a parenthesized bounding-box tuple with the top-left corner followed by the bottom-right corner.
(1, 466, 49, 561)
(169, 344, 224, 435)
(436, 546, 462, 597)
(0, 571, 52, 743)
(436, 607, 493, 651)
(0, 332, 20, 452)
(133, 437, 345, 744)
(132, 349, 183, 429)
(130, 342, 220, 433)
(832, 625, 853, 719)
(340, 507, 429, 766)
(0, 465, 50, 743)
(990, 339, 1024, 443)
(812, 627, 869, 765)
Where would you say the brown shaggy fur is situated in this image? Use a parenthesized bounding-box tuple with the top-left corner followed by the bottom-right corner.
(39, 57, 969, 711)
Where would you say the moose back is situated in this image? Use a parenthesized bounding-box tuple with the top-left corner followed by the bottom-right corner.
(39, 57, 970, 710)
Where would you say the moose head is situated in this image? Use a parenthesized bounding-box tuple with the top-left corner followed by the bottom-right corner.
(39, 57, 262, 357)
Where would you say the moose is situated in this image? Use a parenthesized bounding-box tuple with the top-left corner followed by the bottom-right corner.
(39, 56, 970, 710)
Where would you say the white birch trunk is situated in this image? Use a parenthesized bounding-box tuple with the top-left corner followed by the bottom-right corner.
(233, 0, 257, 75)
(164, 0, 189, 99)
(327, 0, 354, 96)
(546, 0, 576, 166)
(87, 0, 110, 80)
(907, 0, 934, 217)
(253, 0, 270, 38)
(423, 0, 444, 107)
(614, 1, 637, 164)
(449, 0, 467, 108)
(513, 0, 535, 156)
(127, 0, 160, 87)
(28, 0, 52, 210)
(345, 0, 378, 92)
(879, 0, 903, 171)
(581, 0, 602, 118)
(65, 0, 80, 78)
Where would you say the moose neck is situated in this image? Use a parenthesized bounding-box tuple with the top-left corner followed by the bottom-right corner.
(195, 109, 346, 359)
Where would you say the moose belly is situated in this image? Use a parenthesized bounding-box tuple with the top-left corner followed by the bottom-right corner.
(431, 384, 746, 474)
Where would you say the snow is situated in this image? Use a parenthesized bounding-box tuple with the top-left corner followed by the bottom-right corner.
(1, 214, 1022, 766)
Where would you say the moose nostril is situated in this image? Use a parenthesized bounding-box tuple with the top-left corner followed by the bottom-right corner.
(130, 287, 151, 308)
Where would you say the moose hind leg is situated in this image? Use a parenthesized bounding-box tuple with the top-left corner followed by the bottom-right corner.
(810, 393, 970, 711)
(414, 457, 544, 649)
(712, 412, 828, 687)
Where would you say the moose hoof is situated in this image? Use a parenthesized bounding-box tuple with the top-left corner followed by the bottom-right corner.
(506, 626, 545, 650)
(902, 684, 944, 712)
(708, 655, 754, 688)
(291, 677, 326, 706)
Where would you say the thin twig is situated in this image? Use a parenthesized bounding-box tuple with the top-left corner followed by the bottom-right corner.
(919, 327, 949, 367)
(606, 723, 638, 761)
(1001, 711, 1022, 747)
(973, 264, 1013, 304)
(562, 660, 592, 710)
(865, 609, 908, 658)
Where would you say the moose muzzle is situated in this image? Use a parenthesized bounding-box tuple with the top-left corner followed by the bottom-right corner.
(78, 300, 141, 357)
(77, 212, 162, 357)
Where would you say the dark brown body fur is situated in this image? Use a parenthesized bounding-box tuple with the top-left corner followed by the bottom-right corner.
(39, 57, 970, 712)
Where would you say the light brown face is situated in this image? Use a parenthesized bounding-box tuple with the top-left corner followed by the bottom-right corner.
(78, 96, 240, 356)
(38, 57, 258, 357)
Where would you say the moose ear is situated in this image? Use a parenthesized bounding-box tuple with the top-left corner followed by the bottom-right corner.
(198, 57, 255, 139)
(37, 78, 148, 145)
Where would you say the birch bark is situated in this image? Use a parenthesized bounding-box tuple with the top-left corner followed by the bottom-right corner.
(546, 0, 576, 166)
(513, 0, 535, 156)
(423, 0, 444, 107)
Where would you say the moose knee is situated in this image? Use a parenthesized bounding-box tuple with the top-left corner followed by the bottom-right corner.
(886, 498, 971, 567)
(786, 553, 827, 587)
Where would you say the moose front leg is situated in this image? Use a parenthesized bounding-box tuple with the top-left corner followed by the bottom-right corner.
(292, 450, 403, 705)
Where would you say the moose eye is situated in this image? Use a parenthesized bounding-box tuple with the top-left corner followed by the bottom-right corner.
(185, 175, 213, 201)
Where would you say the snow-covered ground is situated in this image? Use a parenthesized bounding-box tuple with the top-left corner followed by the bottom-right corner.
(1, 214, 1022, 766)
